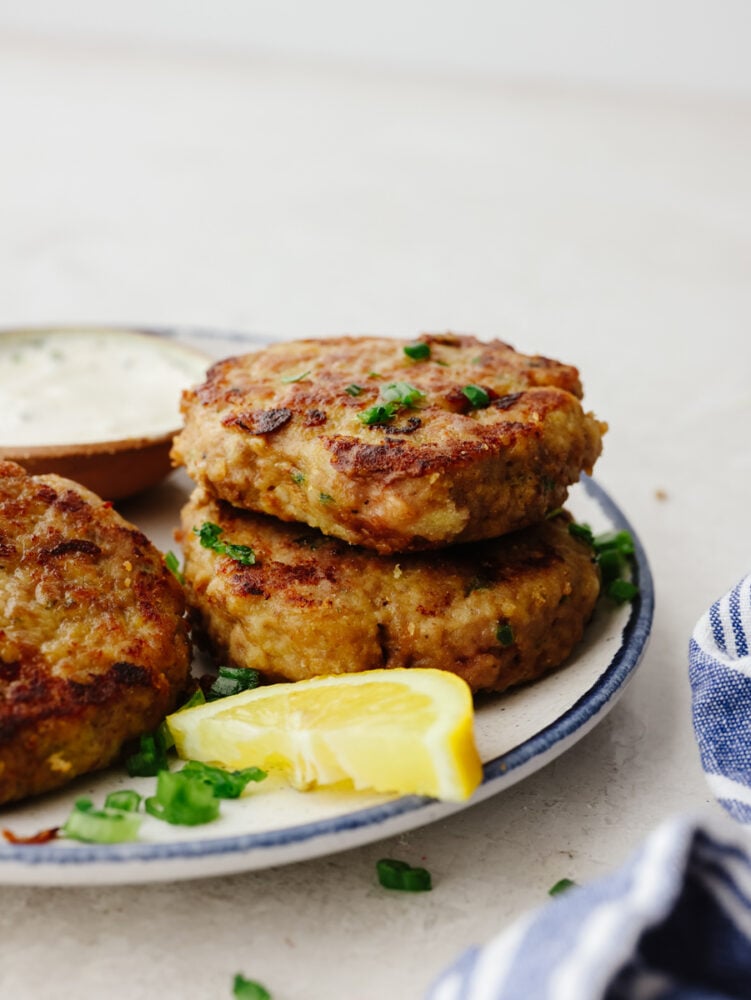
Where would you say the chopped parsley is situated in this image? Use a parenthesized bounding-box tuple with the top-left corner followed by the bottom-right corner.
(194, 522, 256, 566)
(376, 858, 432, 892)
(462, 384, 490, 410)
(403, 342, 431, 361)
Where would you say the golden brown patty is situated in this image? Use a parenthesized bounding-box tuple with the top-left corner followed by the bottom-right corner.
(0, 461, 191, 805)
(180, 489, 600, 695)
(172, 334, 605, 554)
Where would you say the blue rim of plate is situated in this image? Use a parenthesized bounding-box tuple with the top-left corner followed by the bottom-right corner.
(0, 327, 654, 870)
(0, 477, 653, 870)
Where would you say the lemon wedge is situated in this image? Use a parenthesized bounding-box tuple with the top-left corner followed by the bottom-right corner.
(166, 669, 483, 802)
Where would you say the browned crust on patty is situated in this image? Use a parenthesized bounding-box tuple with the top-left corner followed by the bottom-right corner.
(172, 334, 605, 553)
(0, 461, 191, 805)
(180, 489, 601, 695)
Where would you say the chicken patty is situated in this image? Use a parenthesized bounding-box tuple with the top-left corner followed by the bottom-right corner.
(172, 334, 605, 554)
(0, 461, 191, 805)
(180, 489, 600, 695)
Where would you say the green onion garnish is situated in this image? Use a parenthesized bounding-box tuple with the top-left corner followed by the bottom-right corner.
(462, 384, 490, 410)
(568, 523, 639, 602)
(62, 798, 142, 844)
(594, 530, 635, 558)
(549, 877, 576, 896)
(376, 858, 432, 892)
(160, 688, 207, 749)
(380, 382, 425, 407)
(290, 470, 305, 485)
(607, 579, 639, 604)
(357, 382, 425, 426)
(194, 522, 256, 566)
(144, 770, 221, 826)
(568, 522, 595, 547)
(165, 550, 184, 584)
(403, 342, 431, 361)
(180, 761, 266, 799)
(207, 666, 261, 702)
(357, 402, 401, 426)
(126, 729, 169, 777)
(345, 384, 363, 397)
(319, 492, 334, 504)
(104, 790, 142, 812)
(233, 975, 272, 1000)
(280, 370, 311, 383)
(496, 621, 515, 646)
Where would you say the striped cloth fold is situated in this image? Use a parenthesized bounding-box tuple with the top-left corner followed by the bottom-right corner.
(690, 575, 751, 823)
(426, 574, 751, 1000)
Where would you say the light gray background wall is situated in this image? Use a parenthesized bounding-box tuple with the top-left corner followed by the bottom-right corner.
(1, 0, 749, 96)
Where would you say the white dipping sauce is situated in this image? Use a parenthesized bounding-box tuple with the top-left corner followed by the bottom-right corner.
(0, 328, 210, 447)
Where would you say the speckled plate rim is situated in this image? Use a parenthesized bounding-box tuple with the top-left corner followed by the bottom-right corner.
(0, 327, 654, 884)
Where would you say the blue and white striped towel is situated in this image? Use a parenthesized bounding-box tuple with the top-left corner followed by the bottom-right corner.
(427, 574, 751, 1000)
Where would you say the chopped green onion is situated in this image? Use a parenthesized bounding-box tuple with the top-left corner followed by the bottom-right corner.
(207, 666, 261, 702)
(319, 492, 334, 504)
(62, 798, 141, 844)
(568, 522, 595, 547)
(462, 384, 490, 410)
(104, 790, 142, 812)
(403, 342, 431, 361)
(381, 382, 425, 407)
(594, 530, 635, 558)
(568, 523, 638, 603)
(126, 729, 169, 777)
(376, 858, 432, 892)
(549, 878, 576, 896)
(496, 621, 515, 646)
(280, 370, 311, 383)
(233, 975, 272, 1000)
(145, 770, 220, 826)
(345, 384, 363, 397)
(357, 402, 400, 426)
(194, 522, 256, 566)
(290, 470, 305, 485)
(180, 761, 266, 799)
(597, 548, 624, 585)
(160, 688, 207, 749)
(607, 579, 639, 604)
(358, 382, 425, 426)
(164, 550, 184, 584)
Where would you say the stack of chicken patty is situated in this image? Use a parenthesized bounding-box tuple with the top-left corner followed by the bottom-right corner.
(171, 333, 605, 695)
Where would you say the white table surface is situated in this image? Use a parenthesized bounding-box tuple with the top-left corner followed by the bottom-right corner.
(0, 33, 749, 1000)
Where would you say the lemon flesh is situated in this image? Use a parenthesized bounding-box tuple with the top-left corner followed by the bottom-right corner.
(166, 668, 483, 802)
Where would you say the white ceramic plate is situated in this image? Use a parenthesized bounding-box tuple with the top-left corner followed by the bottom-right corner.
(0, 327, 654, 886)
